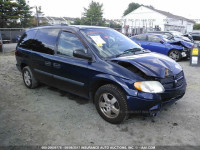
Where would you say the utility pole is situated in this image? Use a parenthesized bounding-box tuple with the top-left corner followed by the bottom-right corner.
(35, 6, 39, 26)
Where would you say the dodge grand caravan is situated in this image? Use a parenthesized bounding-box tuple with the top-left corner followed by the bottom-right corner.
(15, 25, 186, 124)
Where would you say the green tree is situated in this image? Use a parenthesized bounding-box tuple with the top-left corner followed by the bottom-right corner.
(106, 20, 121, 28)
(16, 0, 33, 27)
(123, 2, 140, 16)
(72, 18, 82, 25)
(0, 0, 19, 27)
(193, 24, 200, 30)
(82, 1, 105, 26)
(0, 0, 32, 28)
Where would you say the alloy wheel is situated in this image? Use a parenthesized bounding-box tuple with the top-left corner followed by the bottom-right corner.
(169, 50, 180, 61)
(23, 70, 31, 86)
(99, 93, 120, 118)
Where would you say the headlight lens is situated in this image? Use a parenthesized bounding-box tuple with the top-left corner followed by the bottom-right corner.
(134, 81, 165, 93)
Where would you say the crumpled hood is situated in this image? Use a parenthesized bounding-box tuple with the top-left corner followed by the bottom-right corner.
(168, 40, 193, 48)
(111, 52, 182, 78)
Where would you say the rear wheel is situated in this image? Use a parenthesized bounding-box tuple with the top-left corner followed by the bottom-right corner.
(95, 84, 128, 124)
(22, 66, 39, 89)
(168, 50, 182, 62)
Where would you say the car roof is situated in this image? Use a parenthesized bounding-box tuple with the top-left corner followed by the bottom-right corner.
(134, 33, 163, 38)
(28, 25, 108, 31)
(148, 31, 172, 34)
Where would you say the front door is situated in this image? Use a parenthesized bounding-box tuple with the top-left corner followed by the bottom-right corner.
(52, 30, 91, 98)
(147, 35, 168, 55)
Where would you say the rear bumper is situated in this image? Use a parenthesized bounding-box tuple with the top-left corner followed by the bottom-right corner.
(16, 64, 21, 72)
(127, 81, 186, 114)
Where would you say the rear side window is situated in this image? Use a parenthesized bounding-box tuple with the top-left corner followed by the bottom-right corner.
(57, 31, 87, 57)
(34, 28, 60, 55)
(134, 35, 147, 41)
(18, 30, 37, 49)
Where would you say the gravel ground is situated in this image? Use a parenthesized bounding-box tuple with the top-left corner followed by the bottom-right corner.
(1, 43, 17, 53)
(0, 53, 200, 147)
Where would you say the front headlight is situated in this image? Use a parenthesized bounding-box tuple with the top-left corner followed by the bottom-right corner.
(134, 81, 165, 93)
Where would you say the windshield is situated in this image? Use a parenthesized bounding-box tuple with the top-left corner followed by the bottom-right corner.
(170, 31, 191, 41)
(161, 34, 175, 42)
(170, 31, 183, 37)
(80, 28, 142, 58)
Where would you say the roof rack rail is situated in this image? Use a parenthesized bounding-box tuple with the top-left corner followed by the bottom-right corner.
(60, 23, 69, 26)
(37, 24, 53, 27)
(37, 24, 69, 27)
(52, 23, 69, 26)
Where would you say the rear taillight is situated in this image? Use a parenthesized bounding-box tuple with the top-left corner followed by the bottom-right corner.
(15, 50, 17, 56)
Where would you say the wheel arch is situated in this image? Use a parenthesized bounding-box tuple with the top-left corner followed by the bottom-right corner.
(21, 63, 27, 70)
(168, 48, 182, 56)
(89, 78, 127, 103)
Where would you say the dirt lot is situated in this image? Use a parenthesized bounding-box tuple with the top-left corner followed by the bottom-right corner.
(0, 53, 200, 147)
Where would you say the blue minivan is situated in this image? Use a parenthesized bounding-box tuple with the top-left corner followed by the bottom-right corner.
(15, 25, 186, 124)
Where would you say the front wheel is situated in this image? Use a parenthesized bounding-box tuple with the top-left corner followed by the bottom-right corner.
(95, 84, 129, 124)
(168, 50, 182, 62)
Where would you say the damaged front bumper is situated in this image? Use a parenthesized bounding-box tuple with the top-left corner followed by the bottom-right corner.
(126, 81, 186, 115)
(182, 48, 191, 58)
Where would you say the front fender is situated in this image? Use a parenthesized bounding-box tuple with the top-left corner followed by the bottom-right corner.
(89, 74, 138, 97)
(167, 44, 183, 51)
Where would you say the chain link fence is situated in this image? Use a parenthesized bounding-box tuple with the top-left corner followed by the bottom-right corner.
(0, 28, 26, 53)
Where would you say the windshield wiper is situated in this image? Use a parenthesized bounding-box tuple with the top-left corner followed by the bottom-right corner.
(115, 48, 142, 57)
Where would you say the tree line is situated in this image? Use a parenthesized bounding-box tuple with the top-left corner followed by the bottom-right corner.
(0, 0, 33, 28)
(0, 0, 199, 29)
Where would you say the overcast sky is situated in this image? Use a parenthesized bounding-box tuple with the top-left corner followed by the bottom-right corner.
(28, 0, 200, 20)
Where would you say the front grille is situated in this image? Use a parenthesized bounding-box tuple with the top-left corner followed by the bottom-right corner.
(162, 83, 174, 89)
(160, 76, 174, 83)
(160, 71, 184, 89)
(175, 71, 183, 80)
(176, 78, 184, 87)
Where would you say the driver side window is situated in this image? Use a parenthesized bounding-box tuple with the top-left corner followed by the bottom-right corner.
(57, 31, 87, 57)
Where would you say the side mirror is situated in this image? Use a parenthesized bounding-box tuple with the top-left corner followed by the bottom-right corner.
(160, 40, 165, 44)
(73, 49, 92, 61)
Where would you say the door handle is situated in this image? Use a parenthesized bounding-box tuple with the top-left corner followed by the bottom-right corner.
(45, 61, 51, 66)
(53, 63, 61, 69)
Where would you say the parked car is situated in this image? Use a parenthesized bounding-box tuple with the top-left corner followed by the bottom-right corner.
(1, 33, 11, 44)
(190, 32, 200, 42)
(148, 31, 194, 43)
(12, 35, 21, 43)
(15, 25, 186, 124)
(131, 33, 192, 61)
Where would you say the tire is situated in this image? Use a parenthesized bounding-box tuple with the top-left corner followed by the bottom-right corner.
(94, 84, 129, 124)
(168, 50, 182, 62)
(22, 66, 39, 89)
